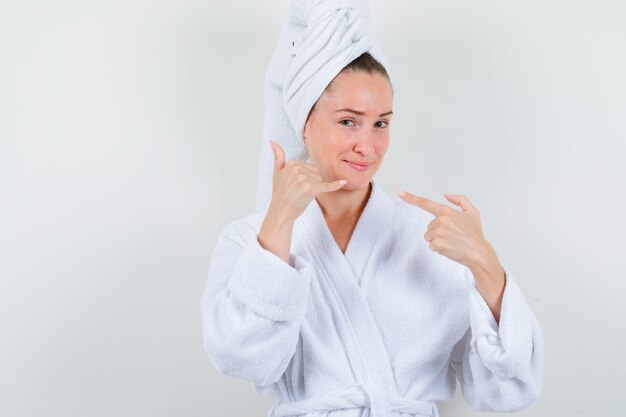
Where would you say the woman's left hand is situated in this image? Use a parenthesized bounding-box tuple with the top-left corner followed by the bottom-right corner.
(398, 192, 506, 320)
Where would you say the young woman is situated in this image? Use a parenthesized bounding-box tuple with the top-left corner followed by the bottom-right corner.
(201, 2, 544, 417)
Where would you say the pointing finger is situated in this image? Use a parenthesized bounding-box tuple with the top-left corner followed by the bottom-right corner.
(398, 191, 447, 217)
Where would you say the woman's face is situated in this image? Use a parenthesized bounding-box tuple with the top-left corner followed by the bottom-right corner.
(303, 70, 393, 191)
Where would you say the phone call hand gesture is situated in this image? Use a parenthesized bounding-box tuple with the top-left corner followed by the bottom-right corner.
(268, 140, 347, 222)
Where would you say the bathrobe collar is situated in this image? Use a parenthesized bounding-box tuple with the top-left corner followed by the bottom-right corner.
(296, 178, 402, 415)
(298, 177, 396, 284)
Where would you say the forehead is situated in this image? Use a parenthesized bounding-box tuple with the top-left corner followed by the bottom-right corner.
(318, 71, 392, 113)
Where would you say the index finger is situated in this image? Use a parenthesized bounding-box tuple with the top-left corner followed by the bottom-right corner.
(398, 192, 448, 216)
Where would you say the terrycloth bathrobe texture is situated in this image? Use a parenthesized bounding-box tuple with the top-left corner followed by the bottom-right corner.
(201, 179, 545, 417)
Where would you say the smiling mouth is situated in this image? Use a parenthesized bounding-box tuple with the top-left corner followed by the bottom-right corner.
(344, 160, 370, 171)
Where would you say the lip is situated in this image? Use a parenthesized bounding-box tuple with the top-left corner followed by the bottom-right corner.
(344, 160, 371, 171)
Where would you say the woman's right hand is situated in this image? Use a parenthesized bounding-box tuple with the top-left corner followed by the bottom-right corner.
(257, 140, 347, 265)
(267, 139, 347, 222)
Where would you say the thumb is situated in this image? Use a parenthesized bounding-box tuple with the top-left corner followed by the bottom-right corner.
(270, 140, 285, 173)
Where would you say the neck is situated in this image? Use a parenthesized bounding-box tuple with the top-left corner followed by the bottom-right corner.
(315, 181, 372, 223)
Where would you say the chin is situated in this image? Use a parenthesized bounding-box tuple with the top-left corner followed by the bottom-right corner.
(341, 176, 373, 190)
(336, 161, 377, 190)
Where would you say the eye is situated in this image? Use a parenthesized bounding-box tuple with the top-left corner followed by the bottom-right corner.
(376, 121, 388, 128)
(340, 119, 355, 126)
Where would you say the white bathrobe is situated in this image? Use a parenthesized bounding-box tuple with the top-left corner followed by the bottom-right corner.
(200, 178, 544, 417)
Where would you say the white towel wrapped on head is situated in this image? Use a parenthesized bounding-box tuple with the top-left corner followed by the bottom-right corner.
(255, 0, 394, 213)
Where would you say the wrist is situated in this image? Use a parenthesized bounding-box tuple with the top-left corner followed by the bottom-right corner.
(468, 238, 494, 271)
(468, 241, 502, 283)
(264, 204, 297, 231)
(258, 208, 295, 265)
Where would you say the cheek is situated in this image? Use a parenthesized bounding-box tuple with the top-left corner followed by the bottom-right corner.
(310, 138, 341, 167)
(375, 136, 390, 155)
(324, 133, 350, 154)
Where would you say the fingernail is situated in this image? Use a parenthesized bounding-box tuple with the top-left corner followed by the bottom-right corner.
(398, 191, 406, 196)
(339, 179, 347, 184)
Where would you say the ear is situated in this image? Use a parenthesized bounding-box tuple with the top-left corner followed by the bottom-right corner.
(304, 104, 316, 130)
(303, 111, 313, 143)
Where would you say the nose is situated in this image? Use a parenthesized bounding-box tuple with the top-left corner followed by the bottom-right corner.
(353, 129, 375, 155)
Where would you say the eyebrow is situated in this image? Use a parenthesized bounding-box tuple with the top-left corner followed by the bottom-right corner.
(334, 108, 393, 117)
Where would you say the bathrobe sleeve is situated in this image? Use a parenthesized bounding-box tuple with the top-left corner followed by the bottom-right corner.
(200, 220, 314, 387)
(449, 265, 545, 412)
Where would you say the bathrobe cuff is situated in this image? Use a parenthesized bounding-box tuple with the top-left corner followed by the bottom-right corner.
(227, 234, 313, 322)
(467, 265, 536, 378)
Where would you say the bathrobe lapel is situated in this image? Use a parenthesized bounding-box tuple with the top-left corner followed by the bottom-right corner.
(296, 178, 398, 407)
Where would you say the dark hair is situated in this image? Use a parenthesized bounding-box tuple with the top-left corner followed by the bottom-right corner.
(307, 52, 392, 122)
(327, 52, 391, 93)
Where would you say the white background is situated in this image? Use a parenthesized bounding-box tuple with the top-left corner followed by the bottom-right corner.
(1, 0, 625, 416)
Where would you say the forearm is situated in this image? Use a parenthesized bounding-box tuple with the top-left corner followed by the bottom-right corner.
(469, 240, 506, 324)
(258, 205, 297, 265)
